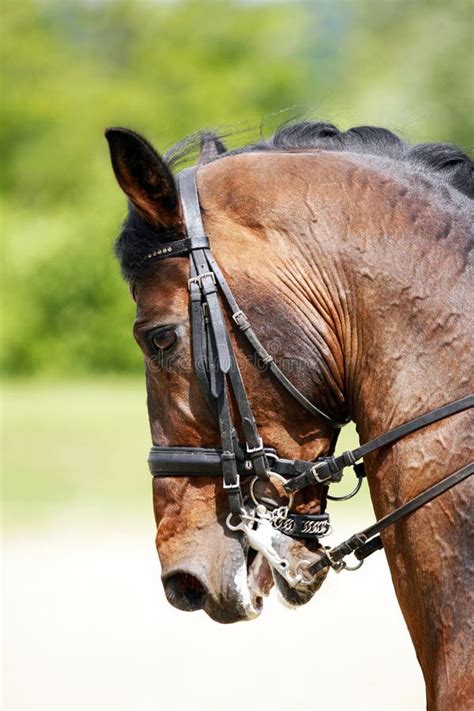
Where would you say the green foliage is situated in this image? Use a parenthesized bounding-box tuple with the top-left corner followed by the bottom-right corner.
(335, 0, 474, 148)
(1, 0, 472, 375)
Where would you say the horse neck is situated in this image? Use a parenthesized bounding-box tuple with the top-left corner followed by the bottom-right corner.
(339, 203, 472, 503)
(331, 186, 473, 707)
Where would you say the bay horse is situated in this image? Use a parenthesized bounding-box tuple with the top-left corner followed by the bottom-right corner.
(106, 121, 473, 710)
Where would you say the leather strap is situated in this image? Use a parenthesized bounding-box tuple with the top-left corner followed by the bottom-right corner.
(149, 444, 322, 479)
(207, 253, 348, 428)
(178, 168, 210, 249)
(189, 258, 216, 412)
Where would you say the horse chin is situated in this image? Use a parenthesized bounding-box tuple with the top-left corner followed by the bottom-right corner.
(273, 566, 327, 607)
(245, 535, 329, 610)
(272, 536, 329, 608)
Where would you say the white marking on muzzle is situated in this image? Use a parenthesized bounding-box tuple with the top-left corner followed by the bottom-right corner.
(233, 560, 259, 618)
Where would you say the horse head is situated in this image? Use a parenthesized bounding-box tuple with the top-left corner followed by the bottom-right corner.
(105, 127, 352, 621)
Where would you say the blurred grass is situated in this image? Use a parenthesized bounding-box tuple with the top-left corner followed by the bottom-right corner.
(2, 379, 150, 527)
(1, 379, 364, 528)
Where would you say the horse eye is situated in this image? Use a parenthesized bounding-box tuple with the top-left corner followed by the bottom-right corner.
(148, 327, 178, 353)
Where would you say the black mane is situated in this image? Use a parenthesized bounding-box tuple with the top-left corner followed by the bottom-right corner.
(115, 120, 473, 281)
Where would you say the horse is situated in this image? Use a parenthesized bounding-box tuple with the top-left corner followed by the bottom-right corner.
(106, 120, 473, 710)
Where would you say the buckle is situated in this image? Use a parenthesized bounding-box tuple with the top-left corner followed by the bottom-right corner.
(188, 271, 216, 290)
(310, 461, 332, 484)
(223, 474, 240, 490)
(232, 310, 250, 330)
(325, 549, 346, 573)
(246, 437, 264, 455)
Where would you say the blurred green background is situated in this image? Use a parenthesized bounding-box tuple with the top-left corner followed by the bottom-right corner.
(1, 0, 472, 524)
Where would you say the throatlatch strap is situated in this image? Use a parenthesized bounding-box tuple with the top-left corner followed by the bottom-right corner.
(206, 253, 348, 428)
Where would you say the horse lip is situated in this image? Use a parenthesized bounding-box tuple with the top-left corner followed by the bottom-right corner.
(273, 549, 328, 607)
(247, 550, 273, 599)
(201, 545, 272, 623)
(203, 597, 260, 624)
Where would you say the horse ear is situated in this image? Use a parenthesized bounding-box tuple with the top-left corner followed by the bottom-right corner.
(198, 131, 227, 166)
(105, 127, 180, 229)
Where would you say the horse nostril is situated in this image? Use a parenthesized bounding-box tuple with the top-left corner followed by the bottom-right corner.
(164, 572, 207, 612)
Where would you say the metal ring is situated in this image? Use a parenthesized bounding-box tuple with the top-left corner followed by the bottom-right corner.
(294, 559, 316, 586)
(327, 472, 364, 501)
(249, 473, 294, 510)
(342, 558, 364, 572)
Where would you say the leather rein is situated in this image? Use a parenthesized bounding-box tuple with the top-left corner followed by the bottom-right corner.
(146, 167, 474, 587)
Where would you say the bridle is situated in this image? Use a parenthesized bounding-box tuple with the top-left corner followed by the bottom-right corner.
(145, 167, 474, 587)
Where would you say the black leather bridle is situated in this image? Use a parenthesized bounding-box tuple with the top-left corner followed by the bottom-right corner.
(145, 167, 473, 582)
